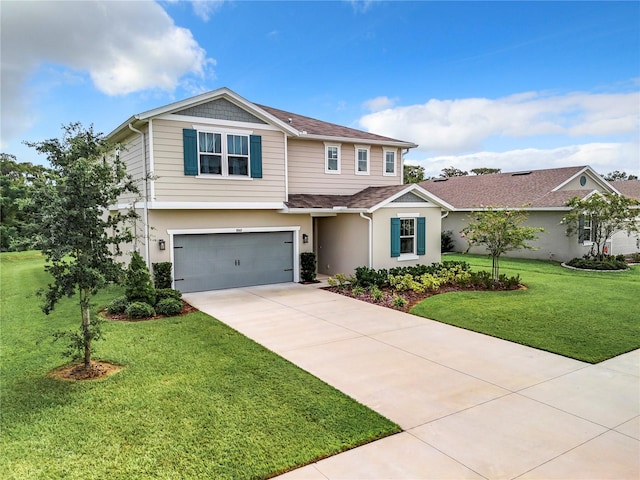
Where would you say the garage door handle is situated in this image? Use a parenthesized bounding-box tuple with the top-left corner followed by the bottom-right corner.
(284, 268, 293, 272)
(175, 278, 184, 282)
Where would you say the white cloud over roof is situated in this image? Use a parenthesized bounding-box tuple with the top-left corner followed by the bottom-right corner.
(1, 0, 214, 145)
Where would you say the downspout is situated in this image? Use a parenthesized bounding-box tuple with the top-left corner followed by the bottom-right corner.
(360, 212, 373, 268)
(401, 148, 410, 184)
(128, 123, 150, 267)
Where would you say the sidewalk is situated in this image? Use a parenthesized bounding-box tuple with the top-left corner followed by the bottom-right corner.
(184, 283, 639, 479)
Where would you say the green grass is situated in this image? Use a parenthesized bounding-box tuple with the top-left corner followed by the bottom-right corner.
(0, 251, 400, 479)
(411, 254, 640, 363)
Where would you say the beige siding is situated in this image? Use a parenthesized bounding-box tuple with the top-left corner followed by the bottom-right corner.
(118, 130, 147, 205)
(372, 206, 442, 270)
(151, 119, 286, 203)
(146, 209, 312, 266)
(288, 139, 401, 195)
(559, 172, 606, 192)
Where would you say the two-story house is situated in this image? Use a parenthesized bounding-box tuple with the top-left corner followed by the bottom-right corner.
(108, 88, 449, 292)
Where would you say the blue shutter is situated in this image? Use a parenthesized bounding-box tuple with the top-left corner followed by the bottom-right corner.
(417, 217, 426, 255)
(390, 218, 400, 257)
(183, 129, 198, 176)
(250, 135, 262, 178)
(578, 215, 585, 243)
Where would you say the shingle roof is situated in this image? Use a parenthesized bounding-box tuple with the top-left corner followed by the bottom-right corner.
(611, 180, 640, 200)
(256, 104, 415, 145)
(286, 185, 410, 210)
(419, 166, 594, 209)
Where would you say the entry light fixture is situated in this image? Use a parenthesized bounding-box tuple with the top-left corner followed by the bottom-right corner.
(302, 234, 309, 244)
(158, 239, 166, 250)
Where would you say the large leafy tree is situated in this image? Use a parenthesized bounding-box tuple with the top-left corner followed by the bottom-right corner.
(604, 171, 638, 181)
(0, 153, 51, 251)
(563, 193, 639, 260)
(403, 164, 425, 184)
(461, 207, 544, 280)
(26, 123, 139, 369)
(440, 166, 468, 178)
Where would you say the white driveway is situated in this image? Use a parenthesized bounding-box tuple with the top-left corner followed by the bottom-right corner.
(184, 283, 639, 479)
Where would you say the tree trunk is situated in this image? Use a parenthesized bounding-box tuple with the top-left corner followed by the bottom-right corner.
(492, 255, 500, 281)
(80, 288, 92, 368)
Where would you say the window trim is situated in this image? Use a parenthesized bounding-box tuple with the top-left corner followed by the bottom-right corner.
(194, 125, 253, 178)
(383, 148, 397, 176)
(324, 142, 341, 174)
(399, 217, 417, 258)
(354, 145, 370, 176)
(580, 214, 595, 245)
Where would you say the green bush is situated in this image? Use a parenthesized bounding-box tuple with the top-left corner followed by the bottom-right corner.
(300, 252, 317, 283)
(156, 298, 183, 316)
(392, 296, 407, 309)
(369, 285, 383, 302)
(441, 230, 455, 252)
(567, 257, 628, 270)
(354, 266, 388, 288)
(126, 302, 155, 319)
(155, 288, 182, 302)
(152, 262, 173, 289)
(126, 251, 156, 305)
(106, 296, 128, 315)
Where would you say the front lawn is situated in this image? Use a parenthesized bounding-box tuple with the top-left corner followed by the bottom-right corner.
(411, 254, 640, 363)
(0, 251, 399, 479)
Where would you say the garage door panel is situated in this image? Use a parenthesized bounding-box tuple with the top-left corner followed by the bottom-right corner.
(174, 232, 294, 293)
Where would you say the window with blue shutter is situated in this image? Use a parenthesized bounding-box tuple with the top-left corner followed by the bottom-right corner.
(417, 217, 426, 255)
(250, 135, 262, 178)
(390, 218, 401, 257)
(183, 129, 198, 176)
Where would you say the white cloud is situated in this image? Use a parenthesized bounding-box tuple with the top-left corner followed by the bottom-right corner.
(408, 142, 640, 179)
(190, 0, 225, 21)
(1, 0, 214, 144)
(362, 96, 398, 112)
(360, 90, 640, 155)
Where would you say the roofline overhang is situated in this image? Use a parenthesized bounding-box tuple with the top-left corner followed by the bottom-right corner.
(448, 206, 573, 212)
(280, 207, 368, 214)
(298, 133, 417, 149)
(107, 87, 300, 141)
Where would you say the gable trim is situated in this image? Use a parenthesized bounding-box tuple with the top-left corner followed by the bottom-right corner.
(552, 166, 620, 194)
(368, 184, 455, 212)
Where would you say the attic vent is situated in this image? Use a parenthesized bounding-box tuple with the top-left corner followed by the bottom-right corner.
(511, 171, 532, 176)
(433, 178, 448, 182)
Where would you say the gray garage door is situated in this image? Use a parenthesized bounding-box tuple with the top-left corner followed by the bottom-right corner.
(173, 231, 294, 293)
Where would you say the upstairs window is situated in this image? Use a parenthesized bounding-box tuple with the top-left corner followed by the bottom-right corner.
(183, 128, 262, 179)
(384, 149, 396, 176)
(325, 143, 341, 174)
(355, 145, 370, 175)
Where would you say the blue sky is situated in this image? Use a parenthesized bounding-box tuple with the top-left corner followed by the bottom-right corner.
(2, 0, 639, 177)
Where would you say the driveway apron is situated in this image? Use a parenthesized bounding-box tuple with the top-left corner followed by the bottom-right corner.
(184, 282, 640, 479)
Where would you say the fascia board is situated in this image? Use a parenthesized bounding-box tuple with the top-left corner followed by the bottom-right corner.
(298, 133, 417, 149)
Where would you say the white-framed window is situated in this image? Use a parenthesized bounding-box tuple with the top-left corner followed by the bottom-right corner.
(355, 145, 370, 175)
(580, 215, 595, 244)
(400, 218, 416, 255)
(325, 143, 341, 174)
(383, 149, 396, 176)
(198, 130, 250, 177)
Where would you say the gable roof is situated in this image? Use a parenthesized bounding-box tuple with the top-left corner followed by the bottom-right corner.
(611, 180, 640, 200)
(108, 87, 416, 147)
(285, 184, 452, 213)
(419, 165, 616, 210)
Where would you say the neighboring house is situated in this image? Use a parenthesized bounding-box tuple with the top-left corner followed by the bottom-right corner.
(108, 87, 448, 292)
(419, 166, 640, 262)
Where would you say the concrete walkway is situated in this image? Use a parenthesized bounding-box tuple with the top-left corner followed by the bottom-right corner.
(184, 282, 640, 479)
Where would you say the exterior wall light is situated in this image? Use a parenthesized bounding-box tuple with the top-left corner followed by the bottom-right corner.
(158, 239, 166, 250)
(302, 234, 309, 244)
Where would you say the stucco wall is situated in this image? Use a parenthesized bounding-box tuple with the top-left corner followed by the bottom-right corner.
(442, 211, 593, 262)
(316, 214, 369, 276)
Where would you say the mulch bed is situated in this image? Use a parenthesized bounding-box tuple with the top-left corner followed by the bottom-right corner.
(101, 300, 198, 322)
(49, 361, 123, 381)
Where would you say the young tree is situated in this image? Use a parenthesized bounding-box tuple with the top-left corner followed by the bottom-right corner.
(563, 193, 639, 260)
(403, 164, 425, 184)
(461, 208, 544, 280)
(26, 123, 139, 369)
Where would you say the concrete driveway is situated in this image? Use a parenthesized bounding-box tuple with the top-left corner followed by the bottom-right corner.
(184, 282, 640, 479)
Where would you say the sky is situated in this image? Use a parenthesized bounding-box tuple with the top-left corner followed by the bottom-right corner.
(1, 0, 639, 178)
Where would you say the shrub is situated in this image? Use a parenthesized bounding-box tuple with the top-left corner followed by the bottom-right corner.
(300, 252, 317, 283)
(328, 273, 351, 289)
(419, 273, 442, 292)
(441, 230, 455, 252)
(155, 298, 183, 316)
(106, 296, 128, 315)
(126, 302, 155, 319)
(352, 285, 365, 296)
(152, 262, 173, 289)
(369, 285, 384, 302)
(354, 266, 388, 288)
(567, 257, 627, 270)
(156, 288, 182, 302)
(392, 296, 407, 309)
(126, 251, 156, 305)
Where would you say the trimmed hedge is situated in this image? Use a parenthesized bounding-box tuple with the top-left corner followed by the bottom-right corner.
(126, 302, 155, 319)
